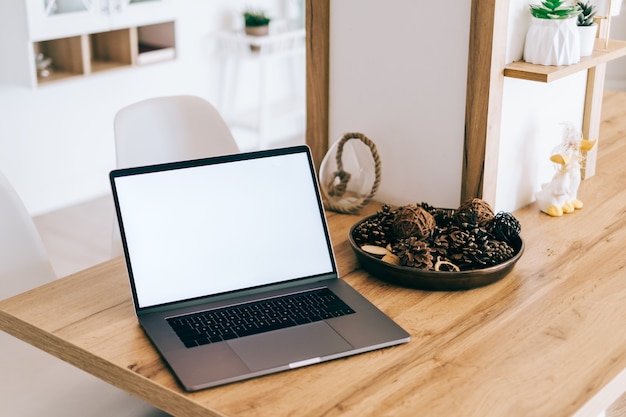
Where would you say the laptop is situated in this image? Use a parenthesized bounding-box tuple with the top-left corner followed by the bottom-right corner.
(110, 145, 410, 391)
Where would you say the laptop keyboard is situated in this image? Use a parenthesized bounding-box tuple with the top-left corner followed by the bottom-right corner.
(167, 288, 355, 348)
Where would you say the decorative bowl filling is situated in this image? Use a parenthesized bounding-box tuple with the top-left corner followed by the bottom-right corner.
(349, 199, 524, 290)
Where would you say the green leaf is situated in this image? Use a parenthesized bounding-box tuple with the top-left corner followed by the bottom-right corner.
(530, 0, 580, 19)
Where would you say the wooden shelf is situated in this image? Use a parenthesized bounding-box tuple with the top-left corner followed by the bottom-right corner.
(35, 36, 86, 85)
(504, 39, 626, 83)
(90, 29, 133, 73)
(135, 21, 176, 65)
(31, 22, 175, 86)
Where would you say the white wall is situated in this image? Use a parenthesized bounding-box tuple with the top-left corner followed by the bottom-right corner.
(605, 2, 626, 90)
(328, 0, 471, 209)
(0, 0, 304, 215)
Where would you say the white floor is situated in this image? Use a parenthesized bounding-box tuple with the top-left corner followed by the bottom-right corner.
(33, 194, 116, 277)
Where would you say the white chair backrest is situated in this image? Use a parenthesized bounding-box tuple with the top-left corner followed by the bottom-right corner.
(0, 171, 55, 299)
(114, 95, 239, 169)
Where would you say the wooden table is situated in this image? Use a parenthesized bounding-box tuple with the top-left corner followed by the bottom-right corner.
(2, 103, 626, 416)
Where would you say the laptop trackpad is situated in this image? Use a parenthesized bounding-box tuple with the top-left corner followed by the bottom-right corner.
(228, 322, 352, 372)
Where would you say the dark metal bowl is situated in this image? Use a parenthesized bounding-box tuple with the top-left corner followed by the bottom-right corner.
(348, 214, 524, 291)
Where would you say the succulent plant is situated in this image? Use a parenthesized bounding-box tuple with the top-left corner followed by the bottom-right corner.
(530, 0, 581, 19)
(243, 9, 271, 27)
(577, 1, 597, 26)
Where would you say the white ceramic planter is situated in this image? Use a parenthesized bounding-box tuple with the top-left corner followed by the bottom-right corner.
(244, 25, 269, 37)
(524, 17, 581, 66)
(578, 24, 598, 56)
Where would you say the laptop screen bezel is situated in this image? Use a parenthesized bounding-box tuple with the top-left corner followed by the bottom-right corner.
(109, 145, 339, 315)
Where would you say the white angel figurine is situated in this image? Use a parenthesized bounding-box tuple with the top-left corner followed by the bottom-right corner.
(535, 123, 596, 217)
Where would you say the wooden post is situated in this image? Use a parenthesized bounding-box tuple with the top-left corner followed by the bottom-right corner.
(305, 0, 330, 171)
(461, 0, 509, 206)
(581, 13, 611, 178)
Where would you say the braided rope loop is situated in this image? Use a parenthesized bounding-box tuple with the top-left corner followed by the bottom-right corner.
(322, 132, 382, 214)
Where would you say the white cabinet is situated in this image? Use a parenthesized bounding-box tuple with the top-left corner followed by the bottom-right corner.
(25, 0, 173, 40)
(25, 0, 109, 41)
(0, 0, 176, 87)
(109, 0, 175, 30)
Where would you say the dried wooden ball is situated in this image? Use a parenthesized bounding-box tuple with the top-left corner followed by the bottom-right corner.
(490, 211, 521, 243)
(392, 204, 436, 240)
(455, 198, 494, 227)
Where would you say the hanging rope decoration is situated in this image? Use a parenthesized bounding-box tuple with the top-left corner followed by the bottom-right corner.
(324, 132, 382, 214)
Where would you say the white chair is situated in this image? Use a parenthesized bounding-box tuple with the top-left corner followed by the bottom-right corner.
(0, 170, 170, 417)
(0, 171, 55, 298)
(113, 95, 239, 169)
(111, 95, 240, 256)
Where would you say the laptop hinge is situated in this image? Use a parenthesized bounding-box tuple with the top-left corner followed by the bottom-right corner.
(136, 273, 338, 316)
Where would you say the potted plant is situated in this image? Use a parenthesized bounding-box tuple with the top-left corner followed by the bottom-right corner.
(577, 1, 598, 56)
(243, 9, 271, 36)
(524, 0, 582, 66)
(243, 8, 271, 52)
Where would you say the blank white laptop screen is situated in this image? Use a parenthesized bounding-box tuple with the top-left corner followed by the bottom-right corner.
(113, 151, 335, 308)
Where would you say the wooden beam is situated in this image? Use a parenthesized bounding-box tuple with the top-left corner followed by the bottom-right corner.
(462, 0, 509, 206)
(305, 0, 330, 171)
(581, 64, 607, 178)
(581, 17, 612, 179)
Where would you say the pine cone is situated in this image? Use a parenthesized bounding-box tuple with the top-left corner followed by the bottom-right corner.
(352, 205, 398, 246)
(480, 239, 515, 266)
(353, 220, 387, 246)
(447, 225, 490, 269)
(378, 204, 397, 238)
(457, 212, 483, 230)
(425, 227, 450, 258)
(420, 203, 455, 228)
(392, 237, 434, 269)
